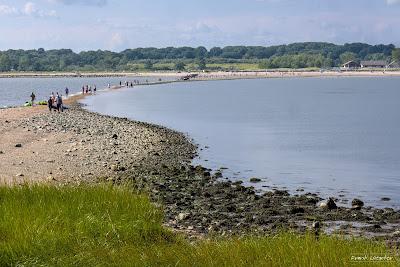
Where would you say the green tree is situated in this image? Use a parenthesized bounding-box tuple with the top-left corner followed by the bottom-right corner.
(18, 55, 32, 71)
(0, 54, 11, 72)
(197, 58, 206, 70)
(195, 46, 207, 59)
(144, 60, 153, 70)
(174, 61, 186, 71)
(392, 48, 400, 62)
(339, 52, 357, 64)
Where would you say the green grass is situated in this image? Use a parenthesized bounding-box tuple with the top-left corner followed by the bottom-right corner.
(0, 184, 398, 266)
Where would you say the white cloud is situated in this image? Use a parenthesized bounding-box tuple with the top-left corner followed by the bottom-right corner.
(23, 2, 58, 18)
(48, 0, 107, 7)
(0, 2, 57, 18)
(23, 2, 36, 16)
(386, 0, 400, 4)
(0, 5, 18, 15)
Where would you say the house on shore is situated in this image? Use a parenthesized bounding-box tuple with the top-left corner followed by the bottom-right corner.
(342, 61, 360, 70)
(360, 60, 387, 68)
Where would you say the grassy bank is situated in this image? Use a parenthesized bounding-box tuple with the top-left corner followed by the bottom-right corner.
(0, 184, 397, 266)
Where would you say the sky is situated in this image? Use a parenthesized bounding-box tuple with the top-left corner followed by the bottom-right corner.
(0, 0, 399, 51)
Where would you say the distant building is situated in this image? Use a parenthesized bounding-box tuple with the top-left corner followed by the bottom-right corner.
(387, 60, 400, 69)
(360, 60, 387, 68)
(342, 61, 360, 70)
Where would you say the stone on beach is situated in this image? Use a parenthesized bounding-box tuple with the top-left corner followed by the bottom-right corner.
(249, 177, 262, 183)
(320, 198, 337, 210)
(351, 198, 364, 210)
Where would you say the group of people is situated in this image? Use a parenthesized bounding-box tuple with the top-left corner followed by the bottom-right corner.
(82, 85, 97, 94)
(48, 92, 64, 112)
(119, 80, 145, 88)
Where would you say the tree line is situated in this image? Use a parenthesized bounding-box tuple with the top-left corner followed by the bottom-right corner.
(0, 43, 398, 72)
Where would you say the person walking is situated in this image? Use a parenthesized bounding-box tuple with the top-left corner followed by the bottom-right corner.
(56, 94, 63, 112)
(65, 87, 69, 98)
(30, 92, 36, 106)
(51, 92, 55, 106)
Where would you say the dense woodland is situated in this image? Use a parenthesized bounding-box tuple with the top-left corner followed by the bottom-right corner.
(0, 42, 399, 72)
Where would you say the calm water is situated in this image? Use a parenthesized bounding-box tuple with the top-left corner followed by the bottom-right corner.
(81, 77, 400, 207)
(0, 76, 174, 108)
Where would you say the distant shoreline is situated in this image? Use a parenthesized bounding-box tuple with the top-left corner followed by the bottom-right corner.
(1, 70, 400, 79)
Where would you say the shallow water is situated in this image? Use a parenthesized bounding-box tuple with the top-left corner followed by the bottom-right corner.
(0, 76, 173, 108)
(81, 77, 400, 208)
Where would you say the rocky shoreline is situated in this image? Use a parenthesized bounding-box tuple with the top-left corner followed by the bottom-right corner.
(3, 100, 399, 246)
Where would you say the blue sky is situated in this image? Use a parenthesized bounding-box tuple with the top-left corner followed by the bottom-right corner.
(0, 0, 399, 51)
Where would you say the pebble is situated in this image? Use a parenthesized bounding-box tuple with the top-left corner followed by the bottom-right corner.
(249, 177, 262, 183)
(177, 213, 189, 221)
(351, 198, 364, 210)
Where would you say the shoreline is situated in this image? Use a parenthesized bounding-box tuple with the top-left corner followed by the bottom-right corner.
(1, 84, 400, 243)
(0, 70, 400, 79)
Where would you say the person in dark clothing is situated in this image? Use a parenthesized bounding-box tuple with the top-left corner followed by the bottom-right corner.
(65, 87, 69, 97)
(48, 96, 53, 112)
(57, 95, 63, 112)
(30, 92, 36, 106)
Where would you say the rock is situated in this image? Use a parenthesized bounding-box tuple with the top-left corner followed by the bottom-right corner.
(15, 144, 22, 148)
(351, 198, 364, 210)
(290, 206, 305, 214)
(214, 171, 223, 178)
(16, 173, 24, 177)
(112, 134, 118, 139)
(381, 197, 391, 202)
(274, 190, 289, 196)
(176, 213, 189, 221)
(47, 176, 56, 181)
(312, 221, 320, 229)
(46, 159, 55, 163)
(249, 177, 262, 183)
(110, 164, 119, 171)
(320, 198, 337, 210)
(0, 151, 3, 154)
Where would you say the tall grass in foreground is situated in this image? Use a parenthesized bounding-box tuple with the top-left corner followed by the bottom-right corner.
(0, 184, 397, 266)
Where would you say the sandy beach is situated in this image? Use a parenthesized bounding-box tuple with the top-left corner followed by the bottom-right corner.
(0, 94, 194, 185)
